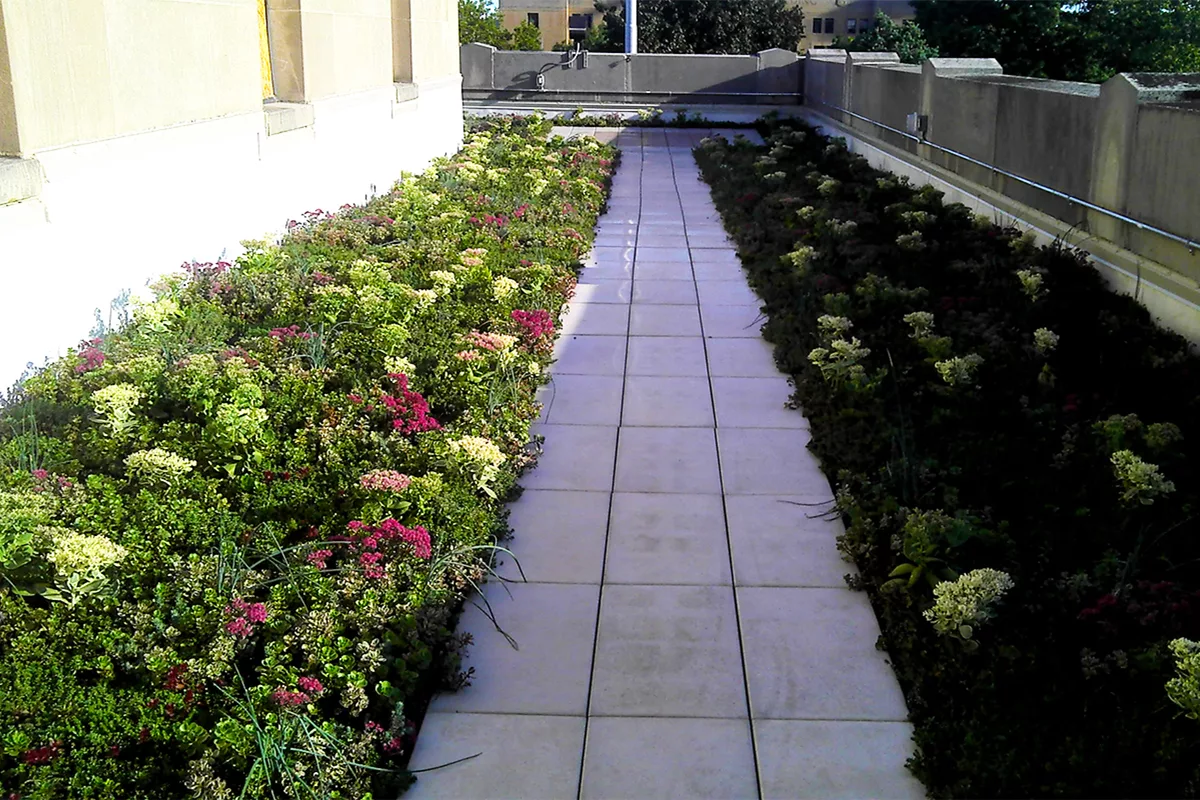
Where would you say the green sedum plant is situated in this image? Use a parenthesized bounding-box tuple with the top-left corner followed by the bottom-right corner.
(0, 117, 616, 799)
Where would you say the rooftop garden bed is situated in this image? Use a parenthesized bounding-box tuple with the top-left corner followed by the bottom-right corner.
(695, 121, 1200, 798)
(0, 117, 615, 799)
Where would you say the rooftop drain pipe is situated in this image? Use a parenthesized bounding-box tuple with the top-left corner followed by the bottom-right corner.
(535, 42, 587, 91)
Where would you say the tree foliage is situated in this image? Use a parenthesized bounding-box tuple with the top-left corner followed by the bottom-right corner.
(584, 0, 805, 54)
(510, 19, 543, 51)
(458, 0, 541, 51)
(834, 12, 938, 64)
(912, 0, 1200, 82)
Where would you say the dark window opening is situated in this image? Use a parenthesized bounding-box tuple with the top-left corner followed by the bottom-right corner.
(527, 12, 539, 27)
(812, 17, 821, 33)
(860, 17, 871, 30)
(823, 17, 834, 34)
(568, 12, 592, 40)
(847, 18, 857, 34)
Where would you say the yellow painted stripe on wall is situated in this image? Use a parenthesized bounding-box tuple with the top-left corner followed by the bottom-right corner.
(258, 1, 274, 99)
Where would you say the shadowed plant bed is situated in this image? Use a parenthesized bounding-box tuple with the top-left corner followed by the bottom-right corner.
(695, 122, 1200, 798)
(0, 117, 615, 799)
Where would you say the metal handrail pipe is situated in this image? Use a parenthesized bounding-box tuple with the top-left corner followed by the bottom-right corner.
(815, 101, 1200, 254)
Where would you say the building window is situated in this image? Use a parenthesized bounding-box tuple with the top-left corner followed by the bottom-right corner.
(568, 12, 592, 40)
(860, 18, 871, 31)
(812, 17, 821, 33)
(824, 17, 834, 34)
(527, 12, 539, 27)
(847, 18, 857, 34)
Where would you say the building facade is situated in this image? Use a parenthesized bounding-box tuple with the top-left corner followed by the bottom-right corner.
(797, 0, 914, 49)
(0, 0, 463, 382)
(499, 0, 606, 48)
(494, 0, 912, 52)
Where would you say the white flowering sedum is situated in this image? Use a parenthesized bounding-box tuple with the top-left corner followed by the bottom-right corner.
(809, 337, 871, 387)
(924, 568, 1015, 639)
(126, 448, 197, 484)
(903, 311, 935, 338)
(1111, 449, 1176, 506)
(817, 315, 853, 339)
(935, 354, 984, 386)
(1033, 327, 1060, 356)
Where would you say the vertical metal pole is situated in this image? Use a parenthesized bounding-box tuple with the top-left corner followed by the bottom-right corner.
(626, 0, 637, 54)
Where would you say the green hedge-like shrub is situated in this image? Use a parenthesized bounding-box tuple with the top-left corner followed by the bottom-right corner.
(0, 118, 616, 799)
(695, 122, 1200, 798)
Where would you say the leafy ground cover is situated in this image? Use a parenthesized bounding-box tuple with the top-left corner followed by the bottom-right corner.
(0, 117, 615, 799)
(695, 121, 1200, 798)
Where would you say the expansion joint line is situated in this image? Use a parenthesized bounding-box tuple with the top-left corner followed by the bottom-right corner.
(671, 130, 764, 800)
(576, 127, 643, 800)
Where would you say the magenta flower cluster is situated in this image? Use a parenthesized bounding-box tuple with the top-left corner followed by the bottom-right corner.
(306, 548, 333, 570)
(347, 517, 433, 570)
(272, 689, 309, 707)
(512, 309, 555, 339)
(380, 373, 441, 435)
(269, 324, 313, 341)
(469, 212, 509, 228)
(224, 598, 268, 638)
(297, 676, 324, 694)
(359, 469, 412, 493)
(76, 339, 105, 373)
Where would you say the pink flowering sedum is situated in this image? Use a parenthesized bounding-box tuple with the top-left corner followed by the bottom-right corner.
(380, 373, 440, 435)
(512, 309, 555, 340)
(272, 689, 309, 707)
(359, 469, 412, 493)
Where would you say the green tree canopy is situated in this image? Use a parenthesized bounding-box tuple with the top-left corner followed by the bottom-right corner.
(459, 0, 542, 51)
(584, 0, 805, 54)
(912, 0, 1200, 82)
(834, 11, 938, 64)
(510, 19, 543, 51)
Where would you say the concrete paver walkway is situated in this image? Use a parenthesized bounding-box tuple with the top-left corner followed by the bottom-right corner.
(407, 128, 925, 799)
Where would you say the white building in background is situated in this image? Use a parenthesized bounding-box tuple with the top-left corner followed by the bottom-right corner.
(0, 0, 463, 384)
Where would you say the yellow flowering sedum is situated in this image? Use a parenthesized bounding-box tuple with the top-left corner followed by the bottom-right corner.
(1015, 268, 1047, 300)
(449, 436, 506, 497)
(132, 295, 182, 332)
(126, 448, 197, 484)
(92, 383, 143, 437)
(493, 276, 519, 301)
(924, 568, 1015, 639)
(385, 356, 417, 377)
(1111, 449, 1175, 506)
(430, 270, 457, 297)
(1166, 638, 1200, 720)
(46, 527, 127, 579)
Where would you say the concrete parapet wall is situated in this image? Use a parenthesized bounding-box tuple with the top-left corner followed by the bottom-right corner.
(461, 44, 802, 104)
(804, 51, 1200, 340)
